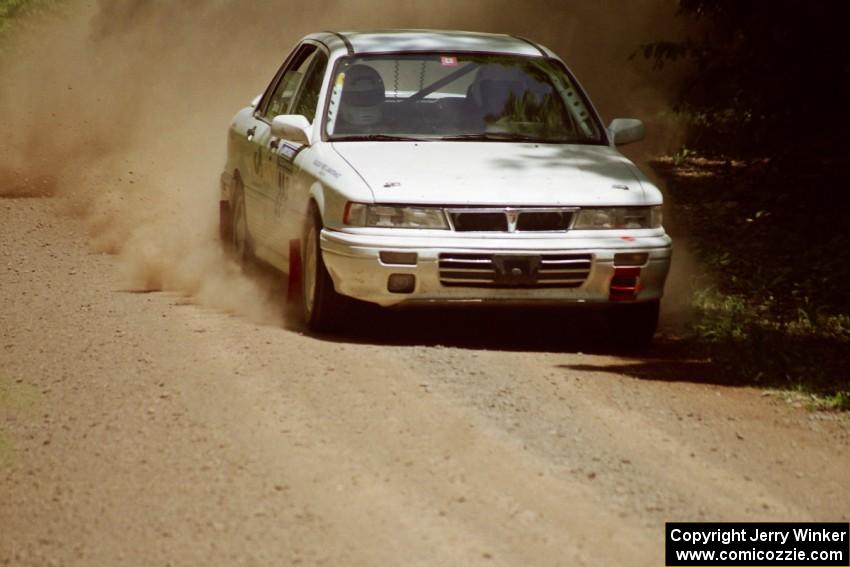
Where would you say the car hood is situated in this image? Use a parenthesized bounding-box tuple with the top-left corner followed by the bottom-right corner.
(330, 141, 652, 206)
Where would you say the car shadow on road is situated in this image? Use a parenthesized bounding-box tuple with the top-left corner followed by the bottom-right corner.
(556, 356, 723, 386)
(559, 331, 849, 395)
(314, 301, 690, 355)
(306, 299, 745, 389)
(258, 260, 725, 387)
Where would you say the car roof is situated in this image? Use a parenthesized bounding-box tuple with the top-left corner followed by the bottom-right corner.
(306, 29, 554, 58)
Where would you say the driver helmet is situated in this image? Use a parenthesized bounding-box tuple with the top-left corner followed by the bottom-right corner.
(340, 64, 384, 126)
(469, 64, 527, 116)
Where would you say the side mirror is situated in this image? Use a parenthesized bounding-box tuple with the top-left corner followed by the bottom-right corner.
(271, 114, 312, 146)
(250, 94, 262, 109)
(608, 118, 645, 146)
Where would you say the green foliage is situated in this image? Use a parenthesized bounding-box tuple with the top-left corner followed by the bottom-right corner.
(824, 391, 850, 412)
(671, 145, 696, 167)
(638, 0, 850, 157)
(653, 156, 849, 408)
(0, 0, 61, 48)
(690, 286, 849, 400)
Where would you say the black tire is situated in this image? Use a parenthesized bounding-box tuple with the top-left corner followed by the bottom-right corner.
(606, 300, 660, 347)
(301, 207, 350, 333)
(230, 186, 253, 267)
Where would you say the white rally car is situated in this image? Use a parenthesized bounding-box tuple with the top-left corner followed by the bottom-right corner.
(220, 30, 672, 342)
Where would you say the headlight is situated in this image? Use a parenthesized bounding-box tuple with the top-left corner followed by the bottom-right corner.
(573, 206, 662, 229)
(344, 203, 449, 229)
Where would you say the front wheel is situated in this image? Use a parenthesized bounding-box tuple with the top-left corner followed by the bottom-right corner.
(606, 300, 660, 347)
(301, 209, 350, 333)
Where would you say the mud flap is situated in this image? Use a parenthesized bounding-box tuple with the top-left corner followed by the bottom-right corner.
(287, 239, 302, 302)
(219, 201, 232, 243)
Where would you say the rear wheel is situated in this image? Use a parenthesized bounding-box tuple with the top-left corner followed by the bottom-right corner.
(606, 300, 659, 347)
(301, 208, 350, 333)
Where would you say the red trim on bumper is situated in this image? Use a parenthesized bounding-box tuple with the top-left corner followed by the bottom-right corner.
(609, 266, 641, 301)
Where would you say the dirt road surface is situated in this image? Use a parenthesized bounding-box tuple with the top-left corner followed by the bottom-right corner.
(1, 196, 848, 566)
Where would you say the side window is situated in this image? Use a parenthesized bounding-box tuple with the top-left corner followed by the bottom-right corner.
(261, 44, 317, 121)
(292, 51, 328, 123)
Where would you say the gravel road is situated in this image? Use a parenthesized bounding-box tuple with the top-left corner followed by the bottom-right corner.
(1, 196, 848, 566)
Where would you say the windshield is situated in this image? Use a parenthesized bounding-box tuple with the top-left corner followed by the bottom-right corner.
(325, 53, 606, 144)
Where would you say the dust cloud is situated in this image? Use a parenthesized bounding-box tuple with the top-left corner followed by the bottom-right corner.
(0, 0, 687, 325)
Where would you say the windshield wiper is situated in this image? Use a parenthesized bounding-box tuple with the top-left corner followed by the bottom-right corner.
(331, 134, 428, 142)
(438, 133, 564, 143)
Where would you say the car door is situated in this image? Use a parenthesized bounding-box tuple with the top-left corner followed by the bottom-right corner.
(269, 48, 329, 261)
(243, 42, 319, 267)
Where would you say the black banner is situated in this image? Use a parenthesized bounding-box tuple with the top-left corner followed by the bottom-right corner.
(666, 523, 849, 566)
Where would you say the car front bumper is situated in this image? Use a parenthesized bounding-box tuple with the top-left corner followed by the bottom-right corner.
(320, 228, 672, 307)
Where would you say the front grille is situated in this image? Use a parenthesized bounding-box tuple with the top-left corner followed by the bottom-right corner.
(438, 252, 592, 288)
(537, 254, 593, 285)
(448, 208, 575, 232)
(516, 211, 571, 231)
(451, 212, 508, 232)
